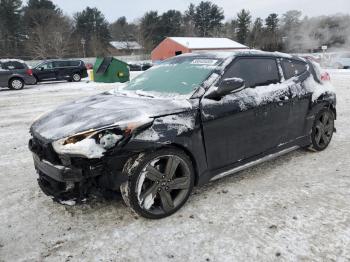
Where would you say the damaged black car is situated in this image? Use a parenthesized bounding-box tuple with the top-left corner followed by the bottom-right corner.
(29, 51, 336, 219)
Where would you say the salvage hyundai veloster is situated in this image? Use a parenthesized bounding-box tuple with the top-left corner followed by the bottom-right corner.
(29, 51, 336, 219)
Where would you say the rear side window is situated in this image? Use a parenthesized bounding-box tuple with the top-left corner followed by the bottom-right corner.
(223, 58, 280, 88)
(55, 61, 69, 67)
(69, 61, 81, 66)
(282, 59, 307, 80)
(2, 61, 26, 70)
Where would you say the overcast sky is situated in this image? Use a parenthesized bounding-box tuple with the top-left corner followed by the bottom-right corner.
(48, 0, 350, 22)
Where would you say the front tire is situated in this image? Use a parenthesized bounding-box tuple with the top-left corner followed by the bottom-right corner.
(309, 108, 335, 151)
(120, 148, 195, 219)
(8, 78, 24, 90)
(33, 76, 39, 85)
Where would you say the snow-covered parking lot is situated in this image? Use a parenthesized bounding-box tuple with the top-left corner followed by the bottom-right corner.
(0, 70, 349, 261)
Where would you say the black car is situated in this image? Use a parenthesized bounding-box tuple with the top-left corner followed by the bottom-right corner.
(0, 59, 36, 90)
(32, 59, 88, 83)
(29, 51, 336, 219)
(128, 62, 153, 71)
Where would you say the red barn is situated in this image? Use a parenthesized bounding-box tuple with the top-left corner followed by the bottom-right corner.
(151, 37, 249, 62)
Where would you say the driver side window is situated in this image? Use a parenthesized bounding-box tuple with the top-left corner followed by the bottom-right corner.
(223, 57, 280, 88)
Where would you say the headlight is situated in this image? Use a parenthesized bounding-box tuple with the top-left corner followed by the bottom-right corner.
(51, 119, 153, 159)
(52, 130, 123, 159)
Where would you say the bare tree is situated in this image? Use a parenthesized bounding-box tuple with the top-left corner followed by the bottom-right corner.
(25, 11, 74, 59)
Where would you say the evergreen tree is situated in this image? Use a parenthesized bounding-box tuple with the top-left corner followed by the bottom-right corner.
(265, 13, 279, 32)
(249, 18, 263, 48)
(193, 1, 224, 36)
(140, 11, 161, 51)
(110, 16, 138, 41)
(159, 10, 183, 38)
(236, 9, 251, 45)
(0, 0, 23, 57)
(263, 13, 282, 51)
(26, 0, 57, 10)
(280, 10, 302, 51)
(23, 0, 61, 28)
(183, 3, 196, 36)
(74, 7, 111, 57)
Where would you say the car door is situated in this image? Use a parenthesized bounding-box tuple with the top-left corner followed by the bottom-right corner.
(280, 58, 312, 140)
(0, 62, 10, 86)
(201, 56, 291, 171)
(36, 62, 55, 81)
(53, 61, 68, 80)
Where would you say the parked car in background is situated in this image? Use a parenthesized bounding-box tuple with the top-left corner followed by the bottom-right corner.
(29, 51, 336, 219)
(331, 52, 350, 69)
(128, 62, 153, 71)
(32, 59, 88, 83)
(0, 59, 36, 90)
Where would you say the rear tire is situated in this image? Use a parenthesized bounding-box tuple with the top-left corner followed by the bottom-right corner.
(309, 108, 335, 151)
(72, 73, 81, 82)
(8, 78, 24, 90)
(120, 148, 195, 219)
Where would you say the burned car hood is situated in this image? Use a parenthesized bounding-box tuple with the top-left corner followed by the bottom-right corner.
(30, 93, 193, 142)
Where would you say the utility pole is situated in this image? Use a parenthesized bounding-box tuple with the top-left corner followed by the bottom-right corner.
(81, 38, 86, 58)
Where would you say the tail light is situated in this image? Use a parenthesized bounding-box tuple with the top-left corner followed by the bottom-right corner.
(26, 69, 33, 76)
(321, 72, 330, 81)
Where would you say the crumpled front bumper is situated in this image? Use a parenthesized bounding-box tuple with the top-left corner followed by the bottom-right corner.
(32, 153, 83, 182)
(29, 135, 132, 200)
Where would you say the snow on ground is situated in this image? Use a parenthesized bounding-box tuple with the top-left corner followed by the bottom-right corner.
(0, 70, 349, 261)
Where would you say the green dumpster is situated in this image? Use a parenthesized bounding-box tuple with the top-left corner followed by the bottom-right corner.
(93, 57, 130, 83)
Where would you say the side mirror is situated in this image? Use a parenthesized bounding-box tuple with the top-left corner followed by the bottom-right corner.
(39, 67, 44, 71)
(206, 78, 245, 100)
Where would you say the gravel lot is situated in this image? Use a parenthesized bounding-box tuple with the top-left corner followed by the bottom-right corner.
(0, 71, 349, 262)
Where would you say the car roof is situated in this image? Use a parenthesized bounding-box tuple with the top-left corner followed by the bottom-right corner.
(43, 59, 83, 62)
(180, 50, 304, 62)
(0, 59, 26, 64)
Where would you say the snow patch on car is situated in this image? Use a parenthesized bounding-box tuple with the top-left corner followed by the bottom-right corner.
(203, 73, 335, 112)
(53, 138, 106, 159)
(156, 115, 195, 135)
(304, 75, 336, 102)
(134, 127, 161, 141)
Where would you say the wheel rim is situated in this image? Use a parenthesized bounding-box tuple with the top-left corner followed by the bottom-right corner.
(12, 80, 23, 89)
(73, 74, 80, 81)
(314, 111, 334, 148)
(136, 155, 191, 215)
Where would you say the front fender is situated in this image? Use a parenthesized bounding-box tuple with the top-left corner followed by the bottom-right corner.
(119, 110, 209, 184)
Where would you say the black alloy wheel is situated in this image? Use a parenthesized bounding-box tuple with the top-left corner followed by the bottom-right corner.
(121, 149, 194, 219)
(310, 108, 335, 151)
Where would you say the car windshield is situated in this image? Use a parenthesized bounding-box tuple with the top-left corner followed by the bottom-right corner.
(122, 56, 222, 96)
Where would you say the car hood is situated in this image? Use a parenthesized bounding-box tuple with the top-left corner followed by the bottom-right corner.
(30, 93, 193, 142)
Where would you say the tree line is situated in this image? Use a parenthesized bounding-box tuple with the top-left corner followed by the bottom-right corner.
(0, 0, 349, 59)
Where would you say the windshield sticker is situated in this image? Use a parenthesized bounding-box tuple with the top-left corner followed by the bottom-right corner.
(191, 59, 218, 65)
